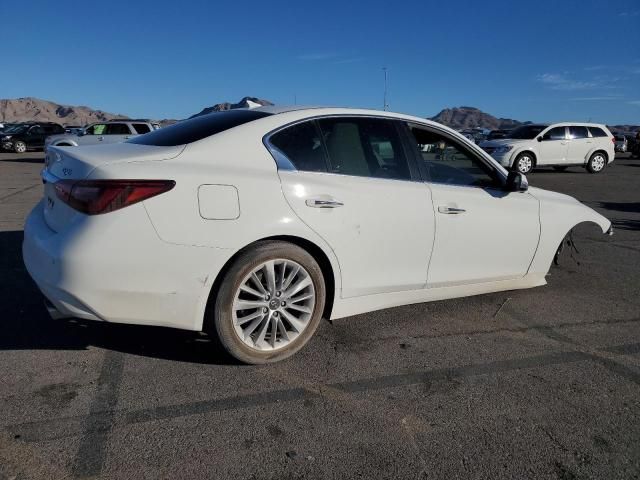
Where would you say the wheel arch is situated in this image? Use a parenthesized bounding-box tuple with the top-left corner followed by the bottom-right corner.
(586, 148, 609, 163)
(527, 200, 611, 276)
(201, 235, 338, 332)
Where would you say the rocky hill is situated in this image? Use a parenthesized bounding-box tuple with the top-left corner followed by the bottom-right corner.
(430, 106, 525, 130)
(0, 97, 128, 125)
(189, 96, 273, 118)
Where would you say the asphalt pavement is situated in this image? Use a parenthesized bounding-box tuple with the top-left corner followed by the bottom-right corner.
(0, 151, 639, 479)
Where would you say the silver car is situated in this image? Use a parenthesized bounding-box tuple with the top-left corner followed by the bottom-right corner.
(46, 120, 157, 148)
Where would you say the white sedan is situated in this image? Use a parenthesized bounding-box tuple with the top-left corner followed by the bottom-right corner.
(23, 106, 612, 363)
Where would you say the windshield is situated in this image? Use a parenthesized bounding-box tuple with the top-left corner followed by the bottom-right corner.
(507, 125, 548, 139)
(3, 124, 28, 134)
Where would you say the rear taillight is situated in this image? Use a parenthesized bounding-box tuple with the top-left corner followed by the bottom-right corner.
(612, 137, 616, 144)
(54, 179, 175, 215)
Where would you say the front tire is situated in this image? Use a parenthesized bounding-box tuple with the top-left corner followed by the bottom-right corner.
(586, 152, 607, 174)
(14, 141, 27, 153)
(513, 152, 534, 174)
(212, 241, 326, 364)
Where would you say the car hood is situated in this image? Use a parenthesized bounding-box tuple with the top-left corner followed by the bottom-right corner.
(479, 138, 533, 148)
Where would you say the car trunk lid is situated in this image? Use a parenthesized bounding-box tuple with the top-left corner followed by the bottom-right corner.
(42, 143, 183, 232)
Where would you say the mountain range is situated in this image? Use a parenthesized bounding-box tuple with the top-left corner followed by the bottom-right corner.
(0, 97, 637, 133)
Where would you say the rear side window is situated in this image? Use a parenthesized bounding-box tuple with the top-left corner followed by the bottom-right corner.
(269, 121, 327, 172)
(543, 127, 566, 140)
(106, 123, 131, 135)
(132, 123, 151, 134)
(589, 127, 607, 137)
(318, 117, 411, 180)
(129, 110, 272, 146)
(568, 126, 588, 139)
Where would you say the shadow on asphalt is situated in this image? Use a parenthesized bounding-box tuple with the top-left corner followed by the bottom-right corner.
(0, 156, 45, 164)
(0, 230, 239, 365)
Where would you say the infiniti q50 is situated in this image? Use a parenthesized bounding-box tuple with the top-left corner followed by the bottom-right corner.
(23, 106, 611, 363)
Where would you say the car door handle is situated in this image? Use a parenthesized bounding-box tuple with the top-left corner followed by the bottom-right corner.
(438, 206, 466, 214)
(306, 198, 344, 208)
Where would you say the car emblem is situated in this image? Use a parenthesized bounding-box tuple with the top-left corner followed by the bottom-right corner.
(47, 197, 55, 208)
(63, 168, 72, 176)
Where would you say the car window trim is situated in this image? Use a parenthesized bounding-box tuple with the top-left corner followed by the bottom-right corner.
(403, 121, 507, 189)
(263, 114, 423, 183)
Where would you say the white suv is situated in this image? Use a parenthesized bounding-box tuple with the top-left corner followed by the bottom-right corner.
(479, 123, 615, 174)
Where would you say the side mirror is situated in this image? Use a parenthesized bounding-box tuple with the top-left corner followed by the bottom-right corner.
(536, 136, 542, 142)
(505, 171, 528, 192)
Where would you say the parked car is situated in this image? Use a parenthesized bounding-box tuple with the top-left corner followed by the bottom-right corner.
(614, 134, 628, 153)
(479, 123, 616, 174)
(45, 120, 157, 148)
(1, 122, 65, 153)
(24, 107, 611, 364)
(487, 129, 512, 140)
(64, 125, 84, 135)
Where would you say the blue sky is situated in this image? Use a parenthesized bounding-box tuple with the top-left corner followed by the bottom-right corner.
(2, 0, 639, 124)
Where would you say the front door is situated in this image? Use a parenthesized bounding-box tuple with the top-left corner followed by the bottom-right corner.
(538, 126, 569, 165)
(406, 124, 540, 287)
(271, 116, 435, 298)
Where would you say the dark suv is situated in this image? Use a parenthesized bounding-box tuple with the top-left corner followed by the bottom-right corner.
(1, 122, 65, 153)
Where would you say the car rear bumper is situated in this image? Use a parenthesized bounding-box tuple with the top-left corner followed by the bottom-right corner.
(22, 201, 232, 331)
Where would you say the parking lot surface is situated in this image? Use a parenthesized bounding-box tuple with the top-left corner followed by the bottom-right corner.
(1, 151, 639, 479)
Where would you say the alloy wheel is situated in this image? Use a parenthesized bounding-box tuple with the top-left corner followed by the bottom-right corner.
(517, 155, 533, 174)
(232, 259, 316, 351)
(591, 155, 605, 171)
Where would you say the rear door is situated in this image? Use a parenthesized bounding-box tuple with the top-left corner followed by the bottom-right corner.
(272, 116, 435, 298)
(103, 123, 134, 144)
(537, 126, 569, 165)
(567, 126, 591, 164)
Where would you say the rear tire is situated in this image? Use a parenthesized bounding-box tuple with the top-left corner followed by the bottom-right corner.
(586, 152, 607, 174)
(513, 152, 534, 174)
(553, 166, 568, 172)
(14, 141, 26, 153)
(212, 241, 326, 364)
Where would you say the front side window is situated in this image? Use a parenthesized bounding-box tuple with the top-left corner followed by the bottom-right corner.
(106, 123, 131, 135)
(269, 121, 327, 172)
(86, 124, 107, 135)
(318, 117, 411, 180)
(569, 126, 589, 139)
(409, 126, 501, 188)
(542, 127, 567, 141)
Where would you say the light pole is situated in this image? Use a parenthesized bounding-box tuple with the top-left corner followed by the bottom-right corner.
(382, 67, 389, 111)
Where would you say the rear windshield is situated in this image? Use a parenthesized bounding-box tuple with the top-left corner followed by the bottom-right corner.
(128, 110, 272, 146)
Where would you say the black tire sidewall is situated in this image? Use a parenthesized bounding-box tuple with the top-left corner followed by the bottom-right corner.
(213, 241, 326, 364)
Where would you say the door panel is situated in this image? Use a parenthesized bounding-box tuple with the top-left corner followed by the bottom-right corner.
(538, 127, 568, 165)
(280, 171, 435, 298)
(567, 126, 592, 164)
(427, 184, 540, 287)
